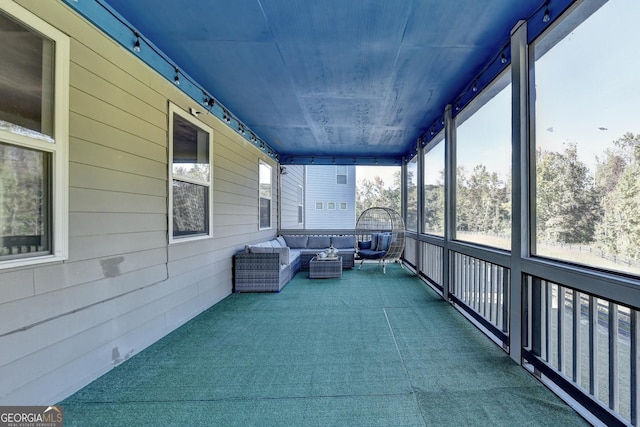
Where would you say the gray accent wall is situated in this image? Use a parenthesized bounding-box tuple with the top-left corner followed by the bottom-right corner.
(0, 0, 277, 405)
(305, 166, 356, 229)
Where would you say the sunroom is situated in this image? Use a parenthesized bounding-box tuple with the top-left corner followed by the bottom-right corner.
(0, 0, 638, 425)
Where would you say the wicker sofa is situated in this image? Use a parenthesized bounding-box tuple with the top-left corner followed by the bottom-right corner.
(233, 234, 355, 293)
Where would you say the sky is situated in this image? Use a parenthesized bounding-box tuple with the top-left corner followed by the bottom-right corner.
(356, 166, 400, 189)
(449, 0, 640, 177)
(359, 0, 639, 187)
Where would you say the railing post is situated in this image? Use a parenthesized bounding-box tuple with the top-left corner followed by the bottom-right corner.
(416, 139, 424, 275)
(443, 104, 455, 301)
(509, 19, 529, 364)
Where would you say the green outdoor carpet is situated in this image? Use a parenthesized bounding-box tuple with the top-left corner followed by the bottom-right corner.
(60, 264, 589, 426)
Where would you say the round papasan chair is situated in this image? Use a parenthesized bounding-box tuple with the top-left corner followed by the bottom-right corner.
(354, 207, 405, 273)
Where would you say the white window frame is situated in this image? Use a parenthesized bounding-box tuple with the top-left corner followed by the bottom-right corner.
(258, 160, 272, 230)
(315, 202, 324, 210)
(327, 202, 336, 210)
(339, 202, 347, 210)
(168, 103, 214, 243)
(0, 1, 69, 270)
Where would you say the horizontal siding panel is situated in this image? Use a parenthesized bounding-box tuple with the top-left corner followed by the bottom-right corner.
(34, 248, 167, 295)
(0, 270, 34, 305)
(168, 252, 230, 278)
(68, 231, 167, 262)
(2, 261, 216, 369)
(70, 188, 166, 214)
(70, 88, 166, 145)
(214, 178, 257, 199)
(70, 40, 165, 115)
(70, 112, 166, 164)
(214, 191, 255, 207)
(70, 138, 165, 180)
(214, 214, 258, 230)
(70, 61, 166, 129)
(69, 212, 166, 237)
(0, 264, 168, 338)
(18, 1, 158, 90)
(70, 163, 166, 196)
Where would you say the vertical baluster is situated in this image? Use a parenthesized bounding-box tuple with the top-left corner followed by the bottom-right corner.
(461, 254, 466, 302)
(471, 257, 476, 311)
(558, 286, 565, 373)
(439, 247, 443, 285)
(610, 302, 619, 412)
(476, 258, 481, 312)
(479, 260, 484, 316)
(502, 269, 509, 334)
(531, 276, 542, 357)
(460, 254, 465, 302)
(632, 309, 639, 426)
(590, 295, 598, 400)
(544, 280, 550, 362)
(484, 262, 489, 320)
(573, 290, 580, 384)
(489, 264, 495, 326)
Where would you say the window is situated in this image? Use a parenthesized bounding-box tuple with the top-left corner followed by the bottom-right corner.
(169, 104, 213, 241)
(455, 76, 512, 250)
(336, 166, 347, 184)
(315, 202, 323, 210)
(339, 202, 347, 210)
(423, 136, 445, 236)
(258, 161, 272, 229)
(405, 156, 418, 232)
(0, 3, 69, 269)
(532, 0, 640, 276)
(327, 202, 336, 210)
(297, 185, 303, 224)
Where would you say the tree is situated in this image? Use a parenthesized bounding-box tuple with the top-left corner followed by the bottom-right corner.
(456, 164, 510, 236)
(355, 171, 402, 219)
(536, 143, 599, 244)
(423, 169, 444, 233)
(595, 133, 640, 258)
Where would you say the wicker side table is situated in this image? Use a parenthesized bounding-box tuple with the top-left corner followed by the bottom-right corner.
(309, 256, 342, 279)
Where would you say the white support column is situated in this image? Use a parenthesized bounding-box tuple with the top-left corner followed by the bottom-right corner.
(509, 19, 529, 364)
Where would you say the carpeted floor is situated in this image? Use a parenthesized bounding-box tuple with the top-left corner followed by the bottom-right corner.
(60, 263, 589, 426)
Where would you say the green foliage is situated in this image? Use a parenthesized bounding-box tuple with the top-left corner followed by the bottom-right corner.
(356, 171, 402, 219)
(0, 144, 47, 238)
(456, 165, 510, 237)
(536, 143, 599, 244)
(594, 133, 640, 258)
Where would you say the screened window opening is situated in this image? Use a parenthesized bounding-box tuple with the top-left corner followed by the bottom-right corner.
(532, 0, 640, 276)
(455, 77, 512, 250)
(405, 156, 418, 232)
(423, 136, 445, 236)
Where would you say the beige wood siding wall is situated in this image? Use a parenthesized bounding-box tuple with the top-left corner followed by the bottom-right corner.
(0, 0, 277, 405)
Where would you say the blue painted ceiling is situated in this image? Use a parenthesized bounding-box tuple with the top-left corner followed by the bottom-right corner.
(100, 0, 558, 163)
